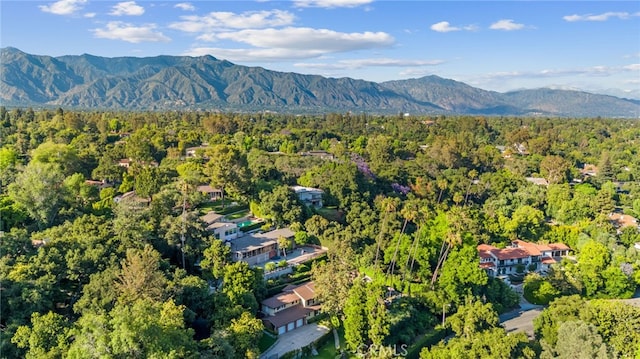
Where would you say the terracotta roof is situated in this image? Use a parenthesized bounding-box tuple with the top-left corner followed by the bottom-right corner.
(513, 240, 542, 256)
(609, 213, 639, 228)
(492, 247, 531, 261)
(548, 243, 570, 251)
(262, 292, 301, 309)
(292, 282, 316, 301)
(262, 305, 311, 328)
(480, 262, 495, 269)
(541, 256, 557, 264)
(535, 243, 552, 252)
(197, 185, 222, 193)
(477, 240, 570, 264)
(477, 244, 495, 259)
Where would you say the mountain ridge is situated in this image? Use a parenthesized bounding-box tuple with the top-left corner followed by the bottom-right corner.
(1, 47, 638, 117)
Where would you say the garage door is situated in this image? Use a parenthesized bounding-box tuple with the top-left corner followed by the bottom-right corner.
(287, 322, 295, 331)
(278, 326, 286, 335)
(296, 319, 303, 328)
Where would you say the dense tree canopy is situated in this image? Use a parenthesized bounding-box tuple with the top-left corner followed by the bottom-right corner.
(1, 108, 639, 358)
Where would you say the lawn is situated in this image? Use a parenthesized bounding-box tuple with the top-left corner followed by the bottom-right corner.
(258, 332, 277, 353)
(226, 210, 250, 220)
(310, 329, 355, 359)
(315, 207, 342, 222)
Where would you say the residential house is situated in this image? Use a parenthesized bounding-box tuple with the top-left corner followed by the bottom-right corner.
(580, 164, 598, 178)
(85, 179, 113, 190)
(299, 150, 335, 161)
(609, 212, 639, 234)
(118, 158, 132, 169)
(200, 211, 238, 241)
(478, 240, 571, 276)
(197, 185, 223, 201)
(118, 158, 158, 169)
(261, 281, 321, 335)
(525, 177, 549, 186)
(230, 227, 295, 266)
(291, 186, 324, 208)
(185, 145, 209, 159)
(113, 191, 151, 206)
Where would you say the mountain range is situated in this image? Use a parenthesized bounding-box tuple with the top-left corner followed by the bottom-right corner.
(1, 47, 638, 117)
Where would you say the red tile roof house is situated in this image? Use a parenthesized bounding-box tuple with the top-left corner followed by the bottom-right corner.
(478, 240, 570, 276)
(261, 281, 321, 335)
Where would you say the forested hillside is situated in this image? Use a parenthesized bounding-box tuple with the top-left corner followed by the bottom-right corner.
(2, 47, 640, 117)
(1, 108, 639, 358)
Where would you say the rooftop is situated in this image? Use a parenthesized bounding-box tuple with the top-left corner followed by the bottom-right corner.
(200, 211, 224, 225)
(254, 227, 295, 240)
(291, 186, 324, 194)
(262, 305, 312, 328)
(230, 235, 276, 253)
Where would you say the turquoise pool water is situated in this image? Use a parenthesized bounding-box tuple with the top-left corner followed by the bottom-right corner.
(238, 220, 253, 227)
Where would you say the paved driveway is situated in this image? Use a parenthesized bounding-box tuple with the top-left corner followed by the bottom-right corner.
(499, 296, 544, 339)
(500, 307, 543, 338)
(260, 323, 330, 359)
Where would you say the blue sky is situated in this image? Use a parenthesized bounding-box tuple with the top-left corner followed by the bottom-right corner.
(1, 0, 639, 98)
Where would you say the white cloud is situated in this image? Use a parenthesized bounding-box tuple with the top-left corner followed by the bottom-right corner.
(92, 21, 170, 43)
(170, 10, 295, 32)
(430, 21, 460, 32)
(295, 58, 444, 71)
(175, 3, 195, 11)
(489, 19, 525, 31)
(84, 12, 96, 18)
(430, 21, 477, 33)
(183, 47, 324, 62)
(216, 27, 394, 52)
(563, 11, 640, 22)
(293, 0, 373, 8)
(480, 64, 639, 81)
(110, 1, 145, 16)
(39, 0, 86, 15)
(184, 27, 394, 61)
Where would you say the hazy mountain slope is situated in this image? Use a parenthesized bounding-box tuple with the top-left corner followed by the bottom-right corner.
(1, 47, 638, 117)
(503, 89, 640, 118)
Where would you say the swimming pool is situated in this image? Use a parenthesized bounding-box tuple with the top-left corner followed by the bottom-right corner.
(238, 220, 253, 228)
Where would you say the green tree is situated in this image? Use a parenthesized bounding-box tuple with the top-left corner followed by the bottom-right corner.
(228, 311, 264, 359)
(0, 146, 19, 171)
(134, 166, 162, 201)
(447, 298, 499, 339)
(523, 273, 560, 305)
(366, 285, 390, 346)
(312, 241, 356, 319)
(69, 299, 197, 358)
(200, 239, 232, 280)
(30, 141, 79, 176)
(222, 261, 262, 313)
(259, 185, 305, 228)
(8, 162, 66, 229)
(540, 320, 611, 359)
(344, 278, 368, 352)
(437, 245, 488, 305)
(534, 295, 585, 347)
(504, 205, 546, 240)
(116, 245, 169, 304)
(205, 144, 251, 209)
(12, 311, 71, 359)
(539, 155, 571, 184)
